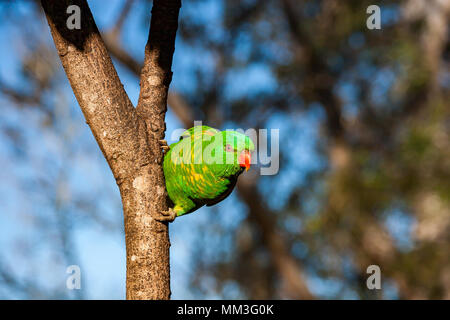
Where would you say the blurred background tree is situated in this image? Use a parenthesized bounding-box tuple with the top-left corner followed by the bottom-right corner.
(0, 0, 448, 299)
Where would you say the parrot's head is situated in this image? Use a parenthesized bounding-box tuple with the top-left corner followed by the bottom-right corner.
(219, 130, 255, 172)
(175, 125, 255, 175)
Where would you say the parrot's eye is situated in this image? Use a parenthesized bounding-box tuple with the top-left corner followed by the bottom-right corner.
(225, 144, 234, 152)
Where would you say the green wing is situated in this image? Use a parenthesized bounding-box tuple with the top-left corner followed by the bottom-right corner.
(163, 126, 236, 216)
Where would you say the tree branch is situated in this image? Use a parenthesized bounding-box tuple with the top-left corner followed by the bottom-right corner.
(110, 0, 135, 37)
(41, 0, 144, 182)
(123, 0, 181, 300)
(41, 0, 181, 300)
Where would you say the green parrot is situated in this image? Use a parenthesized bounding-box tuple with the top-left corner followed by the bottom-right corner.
(156, 125, 255, 222)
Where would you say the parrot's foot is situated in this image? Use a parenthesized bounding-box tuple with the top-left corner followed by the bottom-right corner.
(154, 208, 177, 223)
(159, 140, 170, 152)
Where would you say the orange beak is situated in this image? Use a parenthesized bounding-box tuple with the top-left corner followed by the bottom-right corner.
(238, 150, 251, 171)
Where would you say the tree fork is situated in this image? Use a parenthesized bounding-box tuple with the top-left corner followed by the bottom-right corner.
(41, 0, 181, 299)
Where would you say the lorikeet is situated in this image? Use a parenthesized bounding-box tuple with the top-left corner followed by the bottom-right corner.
(156, 125, 254, 222)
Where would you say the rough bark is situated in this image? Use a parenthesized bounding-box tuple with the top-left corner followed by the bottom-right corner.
(41, 0, 180, 299)
(126, 0, 181, 300)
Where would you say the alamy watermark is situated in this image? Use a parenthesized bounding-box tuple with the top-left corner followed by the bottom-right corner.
(66, 5, 81, 30)
(366, 265, 381, 290)
(367, 5, 381, 30)
(65, 4, 382, 32)
(66, 265, 81, 290)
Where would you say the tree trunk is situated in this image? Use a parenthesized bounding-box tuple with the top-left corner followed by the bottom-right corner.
(41, 0, 181, 299)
